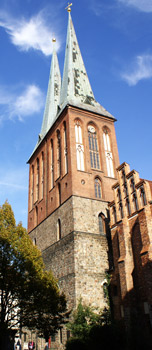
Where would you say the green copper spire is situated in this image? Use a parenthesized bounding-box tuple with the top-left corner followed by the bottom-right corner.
(60, 11, 113, 118)
(40, 39, 61, 139)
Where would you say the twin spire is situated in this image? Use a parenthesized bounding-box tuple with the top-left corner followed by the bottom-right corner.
(40, 39, 61, 138)
(39, 9, 113, 140)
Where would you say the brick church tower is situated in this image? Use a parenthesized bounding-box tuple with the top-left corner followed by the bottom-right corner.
(27, 7, 119, 316)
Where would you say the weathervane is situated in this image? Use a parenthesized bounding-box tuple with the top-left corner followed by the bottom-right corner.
(65, 2, 72, 12)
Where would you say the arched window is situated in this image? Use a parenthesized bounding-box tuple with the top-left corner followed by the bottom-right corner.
(117, 187, 121, 202)
(88, 125, 100, 169)
(31, 165, 34, 209)
(63, 122, 68, 175)
(58, 183, 61, 206)
(124, 183, 128, 197)
(119, 202, 124, 219)
(33, 237, 37, 246)
(98, 213, 105, 234)
(126, 197, 131, 216)
(50, 139, 54, 189)
(75, 120, 84, 171)
(35, 206, 38, 226)
(57, 219, 61, 241)
(57, 130, 61, 178)
(94, 178, 102, 198)
(103, 128, 114, 178)
(112, 206, 117, 224)
(130, 177, 135, 192)
(36, 158, 39, 202)
(116, 231, 120, 259)
(132, 193, 138, 212)
(122, 169, 126, 184)
(140, 186, 147, 206)
(41, 152, 44, 199)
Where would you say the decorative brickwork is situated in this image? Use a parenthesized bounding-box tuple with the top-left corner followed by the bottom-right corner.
(109, 162, 152, 340)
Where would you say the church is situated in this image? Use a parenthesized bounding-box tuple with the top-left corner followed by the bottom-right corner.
(27, 5, 152, 348)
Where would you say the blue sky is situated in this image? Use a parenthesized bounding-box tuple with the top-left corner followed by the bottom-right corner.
(0, 0, 152, 228)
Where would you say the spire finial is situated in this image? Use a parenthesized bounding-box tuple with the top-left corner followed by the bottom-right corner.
(52, 38, 56, 43)
(65, 2, 72, 12)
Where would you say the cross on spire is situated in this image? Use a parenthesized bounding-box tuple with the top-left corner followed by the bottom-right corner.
(65, 2, 72, 12)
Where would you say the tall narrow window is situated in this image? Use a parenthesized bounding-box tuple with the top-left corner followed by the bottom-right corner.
(64, 122, 68, 175)
(117, 187, 123, 219)
(88, 125, 100, 169)
(94, 177, 102, 198)
(58, 183, 61, 206)
(116, 231, 120, 259)
(57, 130, 61, 178)
(130, 177, 135, 192)
(98, 213, 105, 234)
(112, 206, 117, 224)
(117, 188, 121, 202)
(140, 186, 147, 206)
(119, 202, 124, 219)
(122, 169, 126, 185)
(50, 139, 54, 189)
(35, 206, 38, 226)
(103, 128, 114, 178)
(126, 197, 131, 216)
(36, 158, 39, 202)
(41, 152, 44, 199)
(31, 165, 34, 209)
(75, 120, 84, 171)
(133, 193, 138, 212)
(57, 219, 61, 241)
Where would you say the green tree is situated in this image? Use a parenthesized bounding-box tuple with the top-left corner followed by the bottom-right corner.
(0, 201, 67, 349)
(66, 300, 126, 350)
(66, 299, 103, 341)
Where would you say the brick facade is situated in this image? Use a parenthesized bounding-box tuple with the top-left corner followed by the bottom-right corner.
(28, 105, 119, 348)
(109, 162, 152, 339)
(28, 106, 119, 233)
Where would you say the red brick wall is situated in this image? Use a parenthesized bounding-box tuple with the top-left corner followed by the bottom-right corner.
(28, 106, 119, 233)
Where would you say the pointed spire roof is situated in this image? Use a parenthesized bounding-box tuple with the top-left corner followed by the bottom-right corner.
(28, 9, 115, 162)
(40, 39, 61, 139)
(60, 11, 113, 119)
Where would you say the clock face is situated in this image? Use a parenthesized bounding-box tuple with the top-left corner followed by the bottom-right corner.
(88, 125, 95, 133)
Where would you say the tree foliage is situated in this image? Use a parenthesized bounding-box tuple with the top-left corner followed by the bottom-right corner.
(0, 201, 67, 348)
(66, 299, 105, 340)
(66, 300, 125, 350)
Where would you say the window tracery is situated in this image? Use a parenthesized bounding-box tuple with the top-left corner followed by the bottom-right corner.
(103, 128, 114, 177)
(63, 122, 68, 175)
(57, 130, 61, 178)
(50, 139, 54, 189)
(140, 186, 147, 206)
(88, 124, 100, 169)
(94, 177, 102, 198)
(75, 120, 84, 171)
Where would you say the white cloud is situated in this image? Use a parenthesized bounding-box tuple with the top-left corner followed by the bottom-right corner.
(117, 0, 152, 13)
(121, 54, 152, 85)
(0, 167, 28, 193)
(0, 10, 61, 55)
(13, 85, 44, 120)
(0, 84, 44, 121)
